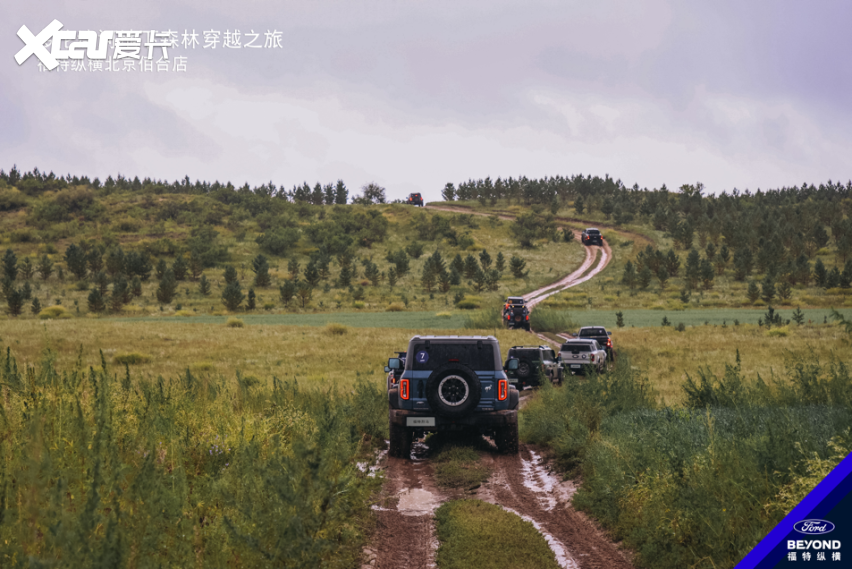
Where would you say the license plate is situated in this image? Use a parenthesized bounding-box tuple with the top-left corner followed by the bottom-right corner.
(407, 417, 436, 427)
(570, 365, 581, 369)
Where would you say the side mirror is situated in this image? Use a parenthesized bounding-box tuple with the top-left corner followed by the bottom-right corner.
(388, 358, 401, 370)
(607, 331, 612, 336)
(505, 358, 519, 371)
(556, 355, 562, 362)
(384, 366, 390, 373)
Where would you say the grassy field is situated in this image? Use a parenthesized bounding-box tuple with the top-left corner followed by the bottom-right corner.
(0, 318, 533, 387)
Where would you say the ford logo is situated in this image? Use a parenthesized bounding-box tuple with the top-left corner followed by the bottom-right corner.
(794, 520, 835, 535)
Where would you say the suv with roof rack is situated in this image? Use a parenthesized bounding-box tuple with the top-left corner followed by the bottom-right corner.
(505, 345, 562, 387)
(387, 335, 520, 458)
(405, 193, 424, 206)
(502, 296, 530, 331)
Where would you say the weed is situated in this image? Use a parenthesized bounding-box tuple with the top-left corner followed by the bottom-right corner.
(226, 317, 244, 327)
(113, 351, 152, 364)
(324, 322, 348, 335)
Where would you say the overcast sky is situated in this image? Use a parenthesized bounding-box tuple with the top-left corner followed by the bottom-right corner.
(2, 1, 851, 200)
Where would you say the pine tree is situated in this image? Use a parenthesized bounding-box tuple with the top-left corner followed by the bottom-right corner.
(189, 251, 203, 281)
(288, 258, 300, 280)
(31, 296, 41, 315)
(665, 249, 680, 277)
(247, 288, 256, 310)
(463, 255, 479, 279)
(2, 248, 18, 282)
(495, 252, 505, 272)
(657, 266, 669, 289)
(479, 249, 492, 270)
(814, 259, 828, 288)
(622, 261, 637, 291)
(841, 260, 852, 289)
(65, 244, 88, 279)
(486, 269, 500, 291)
(93, 270, 109, 296)
(364, 260, 380, 286)
(387, 267, 397, 288)
(296, 282, 312, 307)
(172, 254, 188, 281)
(574, 195, 584, 214)
(156, 269, 178, 304)
(106, 247, 125, 277)
(685, 249, 701, 289)
(705, 242, 716, 261)
(792, 306, 805, 325)
(131, 276, 142, 297)
(222, 280, 244, 311)
(304, 260, 321, 287)
(156, 258, 168, 280)
(199, 274, 211, 296)
(760, 274, 776, 304)
(449, 267, 461, 286)
(615, 311, 625, 328)
(88, 287, 106, 313)
(473, 268, 486, 292)
(777, 280, 792, 303)
(21, 281, 32, 300)
(87, 248, 104, 274)
(562, 228, 575, 242)
(747, 281, 760, 304)
(224, 265, 238, 285)
(37, 254, 53, 280)
(826, 267, 841, 289)
(638, 266, 653, 290)
(252, 254, 271, 287)
(700, 259, 714, 290)
(279, 280, 296, 305)
(439, 270, 451, 293)
(601, 197, 614, 219)
(20, 257, 34, 280)
(509, 256, 527, 278)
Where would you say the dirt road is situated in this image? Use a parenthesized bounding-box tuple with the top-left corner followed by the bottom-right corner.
(365, 205, 632, 568)
(367, 441, 633, 569)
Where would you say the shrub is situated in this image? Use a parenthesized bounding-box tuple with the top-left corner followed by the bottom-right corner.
(324, 323, 348, 335)
(113, 352, 152, 365)
(529, 308, 574, 333)
(456, 300, 480, 310)
(38, 305, 72, 319)
(226, 317, 245, 328)
(766, 326, 790, 337)
(435, 311, 453, 318)
(353, 301, 365, 309)
(386, 302, 405, 312)
(175, 310, 194, 317)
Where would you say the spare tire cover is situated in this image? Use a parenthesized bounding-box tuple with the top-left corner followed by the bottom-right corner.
(425, 363, 481, 418)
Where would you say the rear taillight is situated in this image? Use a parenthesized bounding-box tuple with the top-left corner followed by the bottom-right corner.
(607, 338, 612, 348)
(400, 379, 410, 400)
(507, 314, 511, 320)
(498, 379, 508, 401)
(525, 314, 529, 321)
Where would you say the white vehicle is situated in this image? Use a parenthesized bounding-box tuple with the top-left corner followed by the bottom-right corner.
(559, 339, 607, 374)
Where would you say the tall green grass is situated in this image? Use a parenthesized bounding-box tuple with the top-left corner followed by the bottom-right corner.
(0, 346, 386, 568)
(520, 354, 852, 569)
(528, 308, 575, 333)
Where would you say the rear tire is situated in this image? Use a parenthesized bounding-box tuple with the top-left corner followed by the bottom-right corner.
(495, 422, 519, 454)
(389, 422, 412, 458)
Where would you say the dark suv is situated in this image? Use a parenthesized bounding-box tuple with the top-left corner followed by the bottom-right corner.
(387, 335, 520, 458)
(503, 296, 530, 331)
(581, 228, 603, 246)
(505, 345, 562, 387)
(405, 193, 424, 206)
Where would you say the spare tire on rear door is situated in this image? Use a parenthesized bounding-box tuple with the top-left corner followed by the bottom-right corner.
(425, 363, 481, 418)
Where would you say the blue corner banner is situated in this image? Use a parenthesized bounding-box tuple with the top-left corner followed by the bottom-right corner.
(737, 452, 852, 568)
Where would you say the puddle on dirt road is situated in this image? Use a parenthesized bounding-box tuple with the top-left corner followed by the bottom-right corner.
(520, 450, 576, 510)
(501, 506, 580, 569)
(396, 487, 439, 516)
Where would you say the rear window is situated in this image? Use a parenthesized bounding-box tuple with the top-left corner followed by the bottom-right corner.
(508, 349, 540, 361)
(410, 343, 495, 371)
(579, 328, 606, 337)
(562, 343, 591, 352)
(586, 229, 600, 235)
(507, 298, 525, 304)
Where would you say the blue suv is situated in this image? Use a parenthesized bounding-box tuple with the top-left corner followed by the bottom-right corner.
(387, 335, 520, 458)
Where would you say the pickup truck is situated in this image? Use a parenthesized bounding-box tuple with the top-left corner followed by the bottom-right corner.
(581, 228, 604, 246)
(559, 339, 607, 374)
(577, 326, 615, 361)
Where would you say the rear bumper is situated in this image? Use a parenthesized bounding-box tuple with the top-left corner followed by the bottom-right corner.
(389, 408, 517, 430)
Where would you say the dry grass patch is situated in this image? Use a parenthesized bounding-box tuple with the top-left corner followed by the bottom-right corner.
(113, 352, 152, 365)
(324, 323, 348, 335)
(226, 317, 244, 328)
